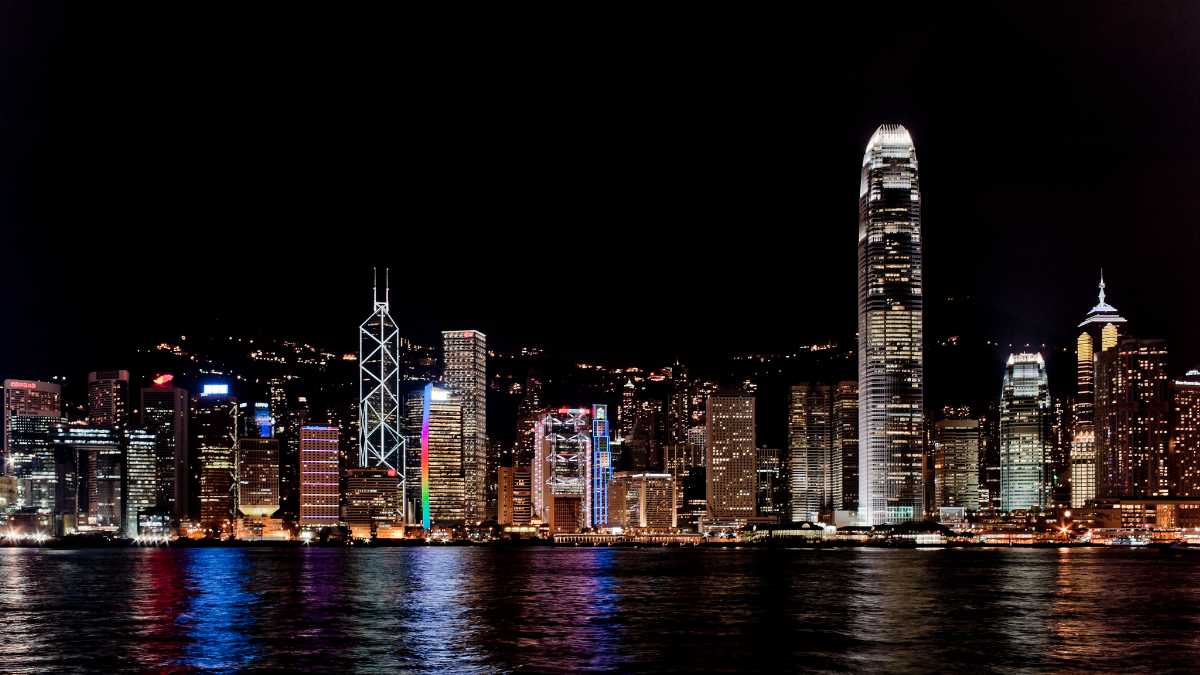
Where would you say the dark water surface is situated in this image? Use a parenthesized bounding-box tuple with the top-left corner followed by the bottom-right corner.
(1, 546, 1198, 672)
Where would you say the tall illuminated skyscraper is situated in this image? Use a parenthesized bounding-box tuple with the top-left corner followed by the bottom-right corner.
(3, 379, 62, 511)
(442, 329, 487, 525)
(857, 123, 925, 525)
(1000, 353, 1051, 511)
(299, 425, 340, 530)
(359, 271, 405, 520)
(932, 418, 980, 512)
(141, 375, 189, 521)
(1071, 273, 1127, 507)
(591, 404, 612, 528)
(406, 384, 465, 528)
(533, 407, 592, 533)
(237, 437, 280, 518)
(1172, 370, 1200, 496)
(788, 384, 835, 522)
(834, 381, 859, 511)
(194, 383, 237, 530)
(1096, 338, 1170, 498)
(705, 392, 756, 523)
(123, 428, 157, 536)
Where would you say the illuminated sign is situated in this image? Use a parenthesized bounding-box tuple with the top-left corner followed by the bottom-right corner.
(152, 374, 174, 387)
(201, 383, 229, 397)
(7, 381, 36, 390)
(254, 402, 273, 437)
(431, 387, 450, 402)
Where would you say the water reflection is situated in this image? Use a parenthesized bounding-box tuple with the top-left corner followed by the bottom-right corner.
(181, 549, 259, 670)
(0, 547, 1197, 673)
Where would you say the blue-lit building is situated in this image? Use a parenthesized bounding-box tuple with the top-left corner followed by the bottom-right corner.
(592, 404, 612, 528)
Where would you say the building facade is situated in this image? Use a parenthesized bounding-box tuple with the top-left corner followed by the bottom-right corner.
(123, 428, 157, 535)
(299, 425, 340, 530)
(1000, 353, 1051, 511)
(238, 437, 280, 519)
(87, 370, 129, 432)
(609, 472, 675, 530)
(705, 393, 756, 522)
(1072, 274, 1127, 508)
(1172, 371, 1200, 496)
(533, 408, 592, 533)
(3, 379, 62, 512)
(442, 330, 487, 524)
(834, 381, 859, 512)
(857, 123, 925, 525)
(788, 384, 836, 522)
(933, 418, 980, 512)
(1096, 338, 1170, 498)
(194, 385, 237, 530)
(141, 378, 189, 521)
(408, 384, 465, 528)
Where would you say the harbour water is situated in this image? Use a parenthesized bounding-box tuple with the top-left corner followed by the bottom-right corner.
(1, 546, 1197, 672)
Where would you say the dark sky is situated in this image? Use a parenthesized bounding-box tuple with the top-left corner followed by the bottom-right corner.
(3, 4, 1199, 384)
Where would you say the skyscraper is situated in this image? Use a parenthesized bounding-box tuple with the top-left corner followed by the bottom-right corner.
(533, 407, 592, 533)
(238, 437, 280, 519)
(359, 272, 405, 519)
(1000, 353, 1051, 511)
(442, 329, 487, 525)
(123, 428, 157, 536)
(141, 376, 188, 521)
(1171, 370, 1200, 496)
(345, 467, 402, 535)
(407, 384, 465, 528)
(932, 418, 980, 512)
(857, 123, 925, 525)
(87, 370, 129, 433)
(788, 384, 837, 522)
(3, 380, 62, 512)
(1096, 338, 1170, 498)
(194, 384, 237, 531)
(497, 464, 532, 526)
(1071, 273, 1127, 508)
(299, 425, 340, 530)
(834, 381, 859, 512)
(754, 446, 785, 519)
(705, 392, 756, 523)
(591, 404, 612, 528)
(608, 472, 675, 530)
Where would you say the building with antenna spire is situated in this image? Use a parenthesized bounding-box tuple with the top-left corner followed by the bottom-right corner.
(1071, 271, 1128, 508)
(359, 268, 406, 523)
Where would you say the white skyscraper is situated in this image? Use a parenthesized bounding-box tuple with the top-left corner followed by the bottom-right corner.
(359, 270, 405, 521)
(442, 329, 487, 525)
(857, 123, 925, 525)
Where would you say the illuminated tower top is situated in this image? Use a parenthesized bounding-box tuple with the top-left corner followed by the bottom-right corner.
(1079, 270, 1127, 328)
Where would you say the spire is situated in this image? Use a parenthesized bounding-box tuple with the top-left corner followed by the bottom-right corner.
(1098, 268, 1106, 306)
(385, 267, 391, 306)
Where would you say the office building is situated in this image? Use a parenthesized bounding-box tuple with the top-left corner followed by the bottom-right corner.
(1072, 273, 1127, 508)
(345, 467, 401, 534)
(194, 384, 237, 530)
(407, 384, 465, 528)
(933, 418, 980, 512)
(299, 425, 340, 529)
(834, 381, 858, 511)
(534, 407, 592, 533)
(238, 437, 280, 518)
(755, 446, 785, 519)
(3, 379, 62, 512)
(591, 404, 612, 528)
(788, 384, 836, 522)
(141, 376, 189, 521)
(87, 370, 129, 432)
(497, 464, 532, 526)
(442, 329, 487, 524)
(359, 274, 405, 518)
(705, 392, 756, 522)
(609, 472, 675, 530)
(1172, 370, 1200, 496)
(1000, 353, 1051, 511)
(1096, 338, 1170, 498)
(88, 429, 123, 530)
(857, 123, 925, 525)
(123, 428, 157, 535)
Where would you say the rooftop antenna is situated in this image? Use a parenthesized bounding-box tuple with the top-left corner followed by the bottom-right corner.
(372, 266, 379, 304)
(385, 267, 391, 307)
(1098, 268, 1106, 305)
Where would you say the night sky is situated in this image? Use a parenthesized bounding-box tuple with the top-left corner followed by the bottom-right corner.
(3, 4, 1198, 392)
